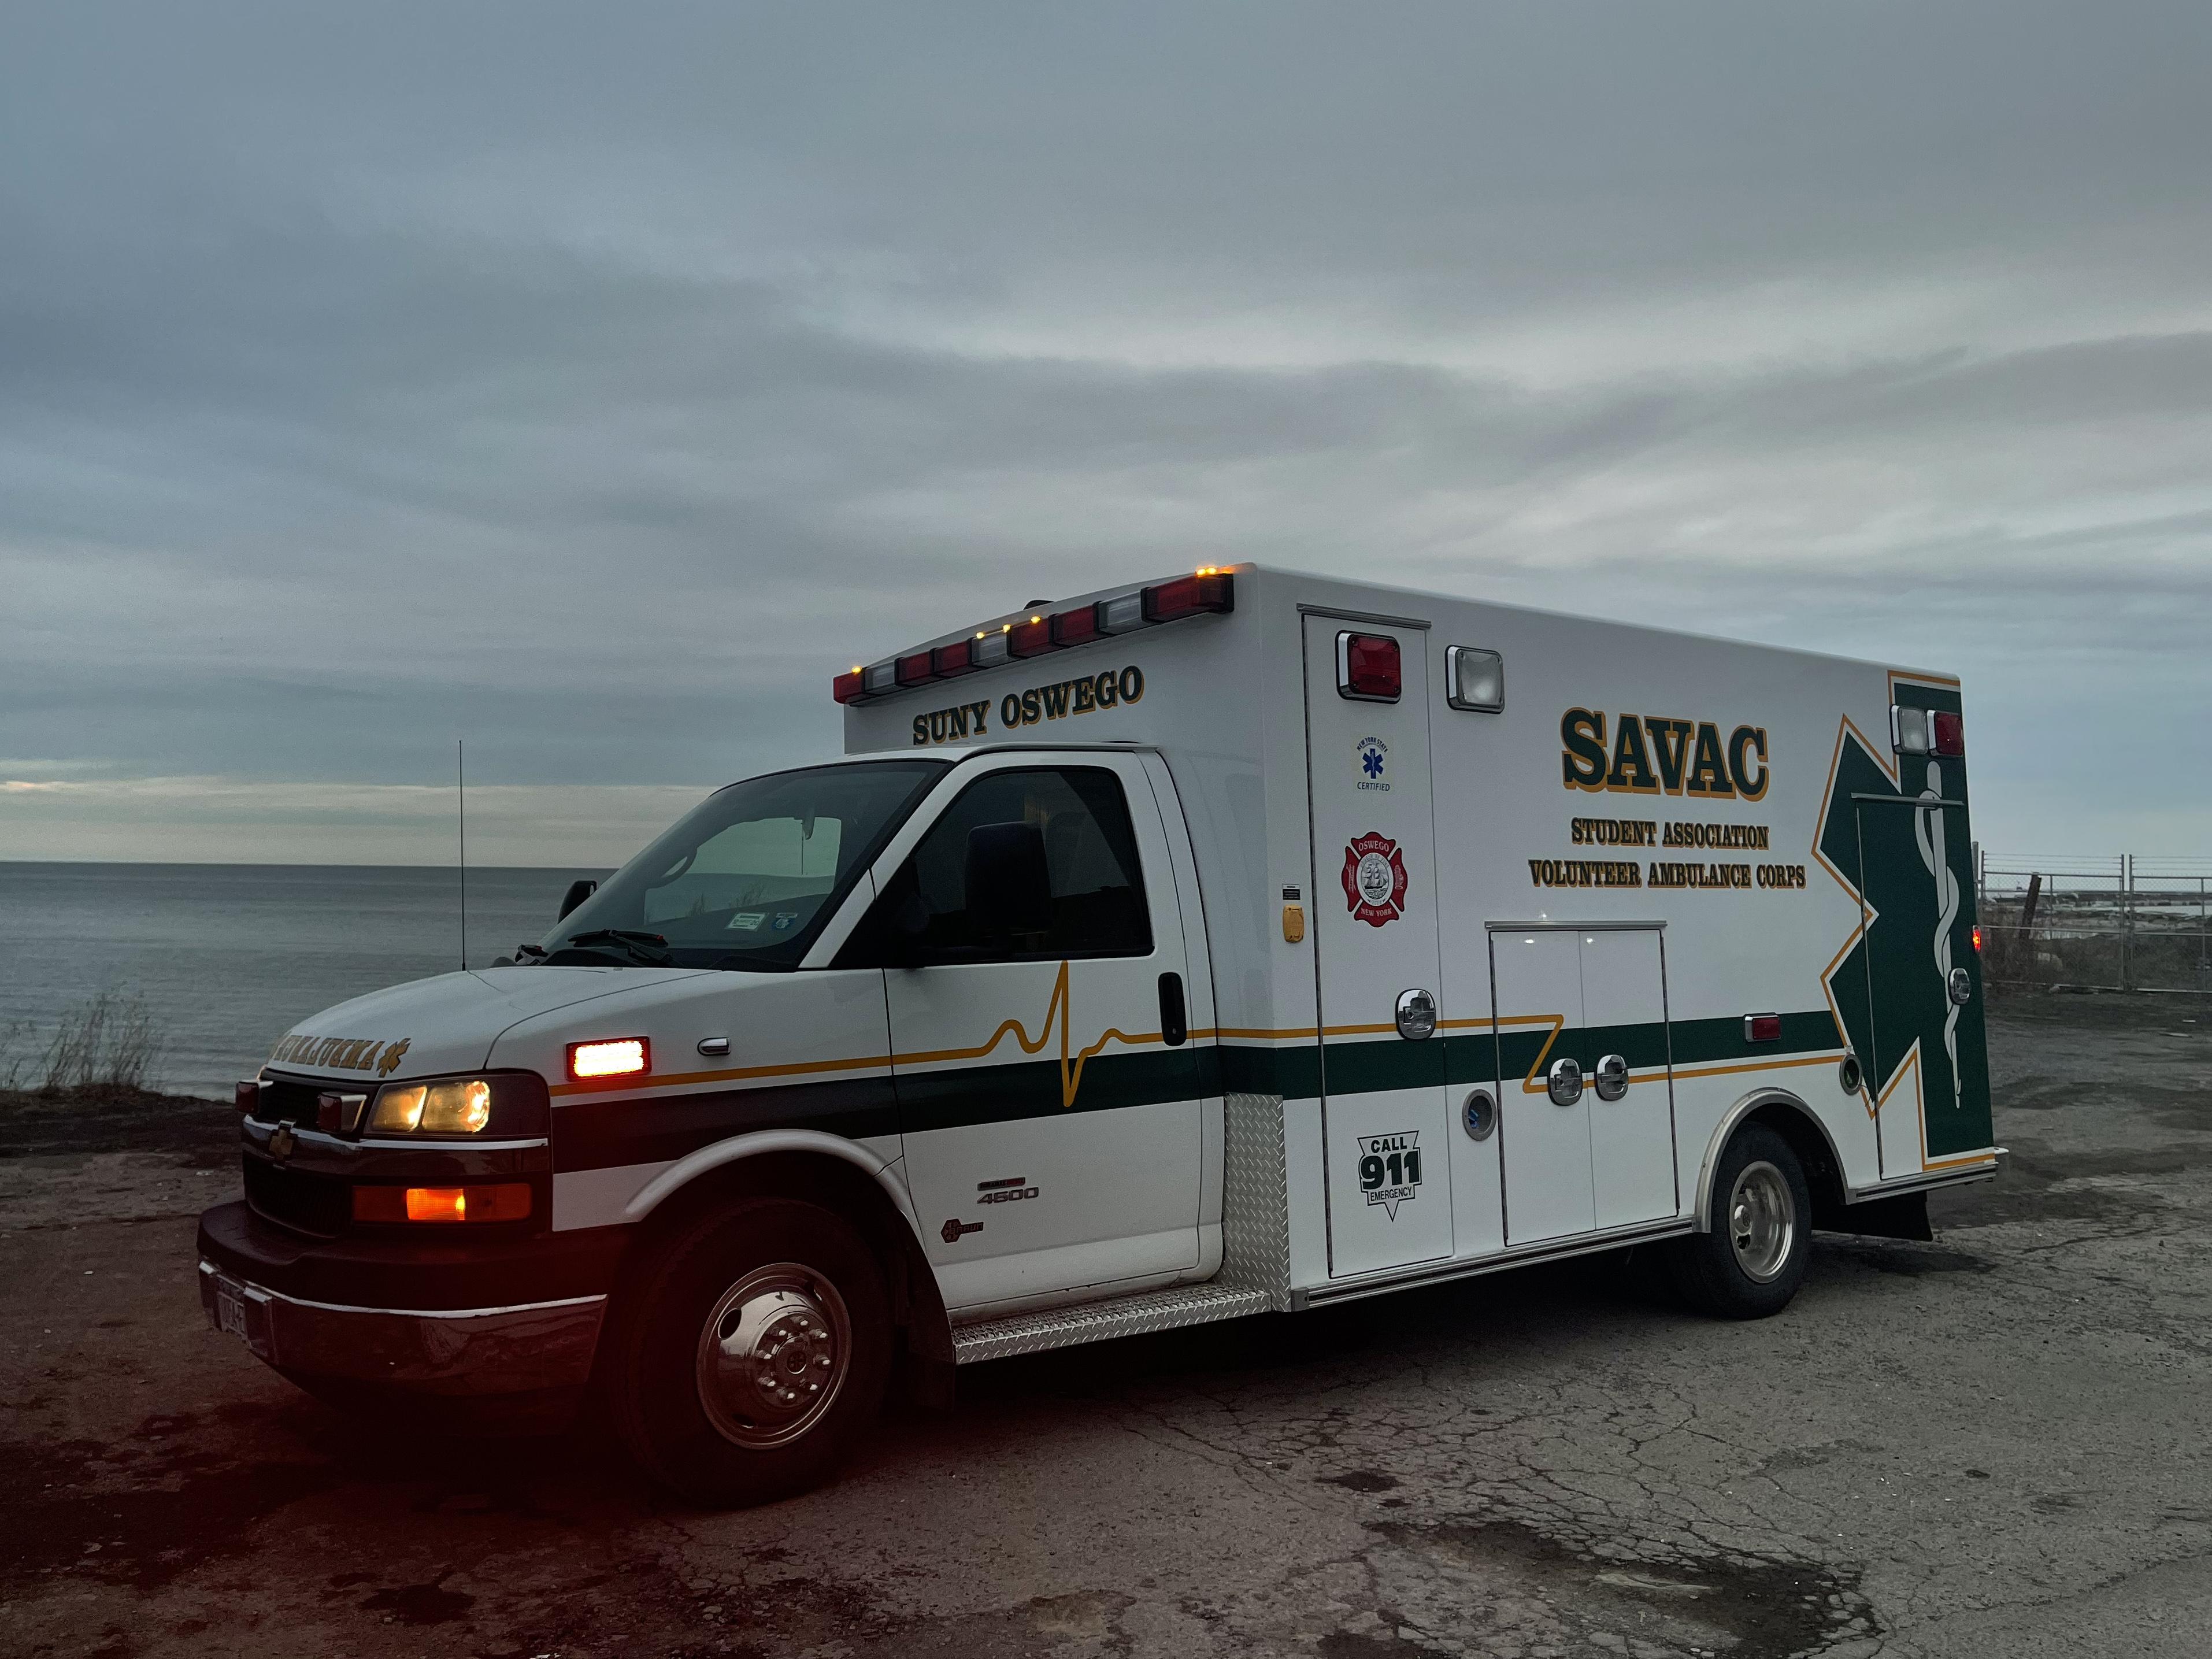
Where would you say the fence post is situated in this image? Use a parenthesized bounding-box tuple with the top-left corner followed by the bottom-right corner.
(2122, 853, 2134, 993)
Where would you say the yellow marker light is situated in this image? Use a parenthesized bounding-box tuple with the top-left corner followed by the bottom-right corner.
(569, 1038, 649, 1080)
(352, 1183, 533, 1223)
(368, 1079, 492, 1134)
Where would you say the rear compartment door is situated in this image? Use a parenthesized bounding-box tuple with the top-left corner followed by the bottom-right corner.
(1302, 612, 1455, 1277)
(1491, 923, 1676, 1243)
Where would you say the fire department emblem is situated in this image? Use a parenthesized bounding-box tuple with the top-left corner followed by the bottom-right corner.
(1340, 831, 1408, 927)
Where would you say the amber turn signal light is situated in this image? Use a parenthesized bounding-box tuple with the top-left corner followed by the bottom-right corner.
(352, 1184, 532, 1224)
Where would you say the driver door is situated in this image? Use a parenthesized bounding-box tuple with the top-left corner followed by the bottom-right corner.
(865, 755, 1206, 1316)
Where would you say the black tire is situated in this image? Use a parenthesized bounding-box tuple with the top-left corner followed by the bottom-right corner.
(1669, 1123, 1811, 1319)
(601, 1197, 891, 1506)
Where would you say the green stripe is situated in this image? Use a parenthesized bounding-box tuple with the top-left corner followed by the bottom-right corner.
(1218, 1007, 1842, 1101)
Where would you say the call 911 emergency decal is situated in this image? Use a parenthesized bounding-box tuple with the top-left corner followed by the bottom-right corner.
(1357, 1131, 1422, 1218)
(1341, 831, 1408, 927)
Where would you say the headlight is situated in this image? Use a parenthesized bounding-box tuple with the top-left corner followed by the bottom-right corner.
(370, 1079, 491, 1134)
(360, 1072, 549, 1139)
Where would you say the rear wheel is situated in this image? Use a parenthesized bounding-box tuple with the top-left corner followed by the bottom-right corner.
(1670, 1123, 1810, 1319)
(602, 1198, 891, 1506)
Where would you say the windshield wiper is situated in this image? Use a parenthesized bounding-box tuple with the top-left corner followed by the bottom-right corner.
(557, 928, 674, 966)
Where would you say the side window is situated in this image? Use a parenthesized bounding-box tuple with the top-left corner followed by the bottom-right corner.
(895, 767, 1153, 961)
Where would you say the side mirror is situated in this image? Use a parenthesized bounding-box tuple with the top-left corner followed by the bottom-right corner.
(557, 878, 598, 921)
(965, 823, 1053, 942)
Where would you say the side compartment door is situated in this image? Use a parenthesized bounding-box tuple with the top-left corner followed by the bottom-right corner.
(1303, 613, 1454, 1277)
(1491, 928, 1592, 1244)
(1580, 927, 1677, 1229)
(875, 756, 1204, 1313)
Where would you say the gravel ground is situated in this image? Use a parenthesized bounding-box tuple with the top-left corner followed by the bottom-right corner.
(2, 992, 2208, 1658)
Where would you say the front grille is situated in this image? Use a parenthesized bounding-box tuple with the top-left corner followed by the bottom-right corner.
(250, 1077, 349, 1126)
(244, 1156, 350, 1238)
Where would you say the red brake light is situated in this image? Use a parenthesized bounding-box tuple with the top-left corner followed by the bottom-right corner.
(932, 639, 976, 677)
(1051, 606, 1102, 647)
(895, 649, 935, 687)
(1008, 615, 1054, 657)
(1972, 924, 1984, 953)
(1142, 570, 1235, 623)
(1337, 632, 1401, 702)
(832, 668, 866, 705)
(1931, 711, 1965, 757)
(1744, 1013, 1782, 1043)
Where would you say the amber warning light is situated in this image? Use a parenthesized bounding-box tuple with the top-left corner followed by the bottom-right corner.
(568, 1038, 649, 1080)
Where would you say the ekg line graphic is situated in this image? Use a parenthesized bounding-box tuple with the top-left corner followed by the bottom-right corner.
(898, 960, 1159, 1108)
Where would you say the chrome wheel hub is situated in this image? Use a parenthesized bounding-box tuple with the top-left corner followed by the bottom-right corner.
(695, 1264, 850, 1450)
(1727, 1160, 1795, 1283)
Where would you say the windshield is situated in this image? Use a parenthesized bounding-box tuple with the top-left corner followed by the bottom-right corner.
(538, 760, 947, 969)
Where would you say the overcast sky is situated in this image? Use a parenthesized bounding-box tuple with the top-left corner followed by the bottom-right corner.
(4, 2, 2209, 866)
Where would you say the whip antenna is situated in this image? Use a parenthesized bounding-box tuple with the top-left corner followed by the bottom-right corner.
(458, 738, 467, 971)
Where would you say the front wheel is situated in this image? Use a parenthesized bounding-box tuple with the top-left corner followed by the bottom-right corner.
(602, 1198, 891, 1506)
(1669, 1124, 1810, 1319)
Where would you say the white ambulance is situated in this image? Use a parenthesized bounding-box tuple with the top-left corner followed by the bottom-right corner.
(198, 564, 1999, 1505)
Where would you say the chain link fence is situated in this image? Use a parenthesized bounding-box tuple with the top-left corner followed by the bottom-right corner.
(1976, 851, 2212, 994)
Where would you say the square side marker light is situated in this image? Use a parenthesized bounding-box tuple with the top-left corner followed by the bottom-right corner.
(972, 628, 1011, 668)
(895, 650, 935, 688)
(932, 638, 977, 677)
(832, 668, 868, 705)
(568, 1038, 649, 1080)
(1892, 705, 1931, 755)
(1744, 1013, 1783, 1043)
(1337, 631, 1402, 702)
(1930, 711, 1965, 757)
(1446, 645, 1505, 712)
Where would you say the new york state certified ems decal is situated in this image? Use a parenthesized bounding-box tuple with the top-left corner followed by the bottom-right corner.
(1341, 831, 1408, 927)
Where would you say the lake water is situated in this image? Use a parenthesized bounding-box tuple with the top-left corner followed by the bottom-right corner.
(0, 863, 610, 1099)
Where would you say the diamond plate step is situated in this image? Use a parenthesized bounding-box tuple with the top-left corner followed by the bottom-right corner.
(951, 1282, 1272, 1364)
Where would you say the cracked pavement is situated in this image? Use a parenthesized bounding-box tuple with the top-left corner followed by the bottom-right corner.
(4, 991, 2209, 1657)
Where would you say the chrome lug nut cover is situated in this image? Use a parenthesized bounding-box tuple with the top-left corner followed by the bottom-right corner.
(696, 1268, 853, 1449)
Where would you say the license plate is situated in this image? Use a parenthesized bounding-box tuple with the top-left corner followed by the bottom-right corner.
(206, 1272, 274, 1360)
(216, 1284, 251, 1338)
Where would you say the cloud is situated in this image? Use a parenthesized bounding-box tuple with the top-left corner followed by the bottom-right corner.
(2, 2, 2209, 859)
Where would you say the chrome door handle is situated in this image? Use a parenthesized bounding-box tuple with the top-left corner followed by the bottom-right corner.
(1395, 987, 1437, 1040)
(1547, 1056, 1584, 1106)
(1592, 1053, 1629, 1101)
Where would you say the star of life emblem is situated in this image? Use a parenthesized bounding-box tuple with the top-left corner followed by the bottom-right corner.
(1340, 831, 1409, 927)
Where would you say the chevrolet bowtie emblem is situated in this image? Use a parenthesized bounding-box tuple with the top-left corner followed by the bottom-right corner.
(268, 1123, 297, 1161)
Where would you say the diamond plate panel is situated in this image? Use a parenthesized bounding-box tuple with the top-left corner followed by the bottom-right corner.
(1221, 1091, 1293, 1307)
(951, 1283, 1272, 1364)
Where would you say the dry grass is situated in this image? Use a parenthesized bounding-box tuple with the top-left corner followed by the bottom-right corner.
(0, 990, 165, 1095)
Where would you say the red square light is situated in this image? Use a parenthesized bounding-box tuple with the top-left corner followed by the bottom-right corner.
(1142, 571, 1235, 623)
(895, 650, 935, 687)
(1744, 1013, 1782, 1043)
(1008, 615, 1055, 657)
(1051, 606, 1102, 647)
(1931, 711, 1965, 757)
(932, 639, 976, 677)
(832, 668, 866, 705)
(1337, 632, 1401, 702)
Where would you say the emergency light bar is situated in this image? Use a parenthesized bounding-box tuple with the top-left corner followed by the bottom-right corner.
(833, 568, 1233, 704)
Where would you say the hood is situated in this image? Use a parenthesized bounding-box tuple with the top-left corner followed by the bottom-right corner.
(264, 965, 712, 1084)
